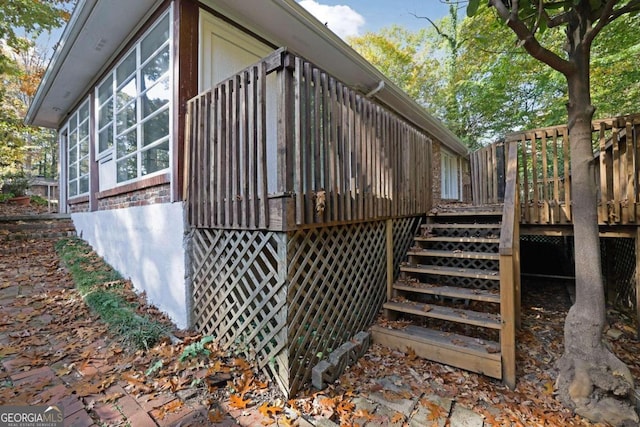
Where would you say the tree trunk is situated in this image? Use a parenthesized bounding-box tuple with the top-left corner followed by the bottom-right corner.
(555, 44, 638, 427)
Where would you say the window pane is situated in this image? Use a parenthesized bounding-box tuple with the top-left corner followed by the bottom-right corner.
(142, 77, 170, 117)
(80, 156, 89, 175)
(69, 163, 77, 180)
(142, 108, 169, 146)
(117, 77, 137, 109)
(69, 145, 77, 164)
(117, 51, 136, 86)
(79, 120, 89, 140)
(117, 156, 138, 182)
(142, 46, 169, 88)
(116, 102, 136, 133)
(98, 102, 113, 129)
(79, 140, 89, 157)
(69, 129, 78, 148)
(116, 130, 137, 157)
(68, 180, 77, 197)
(99, 126, 113, 152)
(98, 76, 113, 104)
(141, 14, 169, 59)
(79, 176, 89, 194)
(142, 140, 169, 175)
(79, 102, 89, 122)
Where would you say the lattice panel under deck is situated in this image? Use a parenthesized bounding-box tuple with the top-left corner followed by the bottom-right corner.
(191, 229, 289, 391)
(393, 217, 423, 278)
(286, 221, 388, 395)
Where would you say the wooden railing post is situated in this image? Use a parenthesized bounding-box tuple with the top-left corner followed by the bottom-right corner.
(499, 140, 519, 389)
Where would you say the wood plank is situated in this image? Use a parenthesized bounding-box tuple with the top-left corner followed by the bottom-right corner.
(304, 61, 313, 224)
(248, 66, 258, 227)
(551, 129, 561, 222)
(383, 301, 502, 329)
(241, 70, 249, 228)
(541, 134, 549, 224)
(216, 86, 226, 227)
(393, 282, 500, 303)
(184, 100, 193, 224)
(294, 57, 303, 225)
(257, 62, 268, 228)
(371, 325, 502, 379)
(626, 121, 636, 222)
(521, 137, 530, 223)
(415, 236, 499, 244)
(400, 265, 500, 281)
(613, 127, 621, 223)
(599, 124, 608, 223)
(636, 227, 640, 340)
(562, 128, 571, 222)
(406, 249, 499, 261)
(421, 223, 501, 230)
(530, 133, 539, 223)
(500, 253, 516, 389)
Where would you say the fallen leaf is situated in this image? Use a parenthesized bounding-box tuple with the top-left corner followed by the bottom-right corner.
(229, 393, 251, 409)
(258, 401, 282, 418)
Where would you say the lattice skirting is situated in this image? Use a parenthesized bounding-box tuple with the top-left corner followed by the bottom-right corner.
(190, 216, 422, 396)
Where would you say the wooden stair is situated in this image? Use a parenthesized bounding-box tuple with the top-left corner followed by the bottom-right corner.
(372, 208, 511, 381)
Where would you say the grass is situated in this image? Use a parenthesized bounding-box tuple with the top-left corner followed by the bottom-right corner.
(55, 237, 168, 350)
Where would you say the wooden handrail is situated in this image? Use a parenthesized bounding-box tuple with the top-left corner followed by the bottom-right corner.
(499, 140, 520, 389)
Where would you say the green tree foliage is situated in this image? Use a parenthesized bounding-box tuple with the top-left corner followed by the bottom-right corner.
(0, 1, 72, 177)
(349, 4, 640, 147)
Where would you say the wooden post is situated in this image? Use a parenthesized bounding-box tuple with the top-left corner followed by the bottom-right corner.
(499, 254, 516, 389)
(385, 218, 395, 320)
(636, 227, 640, 340)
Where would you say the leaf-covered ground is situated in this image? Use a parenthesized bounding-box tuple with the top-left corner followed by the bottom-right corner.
(1, 201, 638, 426)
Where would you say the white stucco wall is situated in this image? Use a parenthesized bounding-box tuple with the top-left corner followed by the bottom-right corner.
(72, 202, 188, 329)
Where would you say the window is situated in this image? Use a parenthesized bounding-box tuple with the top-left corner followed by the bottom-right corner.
(95, 12, 172, 185)
(441, 149, 459, 200)
(66, 99, 90, 198)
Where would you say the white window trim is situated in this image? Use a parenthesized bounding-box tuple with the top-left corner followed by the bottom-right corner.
(441, 149, 460, 200)
(94, 9, 173, 188)
(64, 98, 91, 199)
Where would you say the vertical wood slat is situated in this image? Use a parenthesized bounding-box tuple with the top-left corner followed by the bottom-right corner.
(257, 61, 268, 228)
(551, 129, 560, 222)
(627, 120, 636, 222)
(540, 134, 549, 224)
(612, 127, 622, 224)
(530, 133, 539, 223)
(294, 57, 304, 225)
(599, 123, 608, 223)
(562, 128, 571, 222)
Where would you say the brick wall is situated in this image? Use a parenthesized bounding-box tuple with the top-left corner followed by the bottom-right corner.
(98, 183, 171, 211)
(69, 201, 90, 213)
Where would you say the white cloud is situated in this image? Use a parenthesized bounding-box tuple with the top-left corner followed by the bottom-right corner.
(298, 0, 365, 39)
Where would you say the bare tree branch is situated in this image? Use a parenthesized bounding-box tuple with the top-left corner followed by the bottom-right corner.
(409, 12, 456, 47)
(489, 0, 574, 76)
(584, 0, 617, 47)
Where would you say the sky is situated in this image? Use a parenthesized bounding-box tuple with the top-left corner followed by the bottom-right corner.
(298, 0, 455, 39)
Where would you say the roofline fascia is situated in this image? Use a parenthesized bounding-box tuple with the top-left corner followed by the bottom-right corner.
(25, 0, 98, 127)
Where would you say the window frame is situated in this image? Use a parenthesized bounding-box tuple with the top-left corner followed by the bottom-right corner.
(441, 149, 460, 200)
(93, 9, 173, 187)
(64, 97, 91, 199)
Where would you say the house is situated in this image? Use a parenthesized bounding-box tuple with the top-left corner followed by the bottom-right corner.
(26, 0, 470, 394)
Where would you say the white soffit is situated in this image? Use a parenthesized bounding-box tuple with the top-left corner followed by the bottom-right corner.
(26, 0, 161, 128)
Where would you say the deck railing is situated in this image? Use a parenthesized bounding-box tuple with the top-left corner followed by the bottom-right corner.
(471, 114, 640, 225)
(185, 48, 433, 231)
(498, 140, 520, 389)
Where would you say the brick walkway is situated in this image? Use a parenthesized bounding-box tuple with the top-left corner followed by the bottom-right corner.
(0, 217, 489, 426)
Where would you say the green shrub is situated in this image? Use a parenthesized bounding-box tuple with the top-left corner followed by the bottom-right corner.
(56, 238, 169, 350)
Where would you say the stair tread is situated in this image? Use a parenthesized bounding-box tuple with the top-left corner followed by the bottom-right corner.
(421, 223, 501, 229)
(394, 281, 500, 303)
(383, 301, 502, 329)
(407, 249, 499, 260)
(429, 210, 502, 217)
(401, 264, 500, 280)
(415, 236, 499, 244)
(371, 325, 502, 378)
